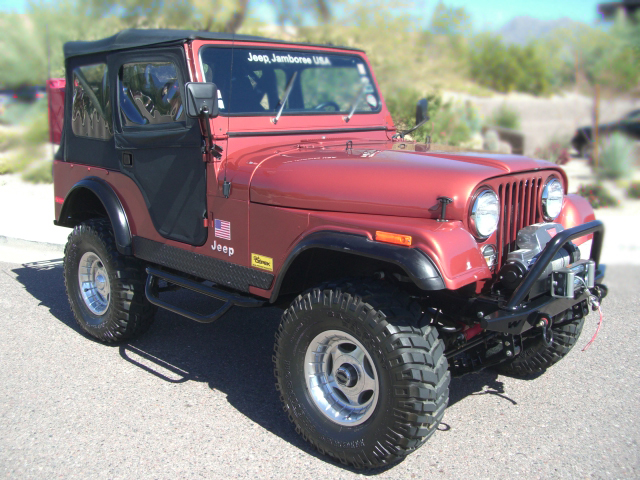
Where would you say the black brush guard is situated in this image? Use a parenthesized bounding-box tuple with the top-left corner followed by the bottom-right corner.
(480, 220, 605, 335)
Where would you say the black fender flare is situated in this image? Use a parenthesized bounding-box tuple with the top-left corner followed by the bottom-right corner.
(270, 231, 445, 302)
(56, 177, 132, 255)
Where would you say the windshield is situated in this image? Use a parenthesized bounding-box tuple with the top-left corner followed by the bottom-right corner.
(199, 47, 380, 116)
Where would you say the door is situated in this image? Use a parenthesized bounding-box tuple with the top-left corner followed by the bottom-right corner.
(110, 48, 207, 246)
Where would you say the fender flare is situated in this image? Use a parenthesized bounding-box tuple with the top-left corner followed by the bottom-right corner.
(269, 231, 445, 302)
(56, 177, 132, 255)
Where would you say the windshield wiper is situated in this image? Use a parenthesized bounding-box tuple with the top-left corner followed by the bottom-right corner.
(272, 71, 298, 124)
(343, 81, 367, 123)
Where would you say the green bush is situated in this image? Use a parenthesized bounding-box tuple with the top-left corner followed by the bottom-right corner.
(627, 181, 640, 199)
(487, 104, 520, 130)
(577, 183, 619, 209)
(596, 133, 634, 180)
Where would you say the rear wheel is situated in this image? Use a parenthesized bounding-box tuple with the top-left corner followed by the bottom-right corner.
(63, 218, 156, 343)
(496, 317, 584, 377)
(274, 279, 450, 468)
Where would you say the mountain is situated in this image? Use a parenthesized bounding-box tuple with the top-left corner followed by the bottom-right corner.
(497, 16, 587, 45)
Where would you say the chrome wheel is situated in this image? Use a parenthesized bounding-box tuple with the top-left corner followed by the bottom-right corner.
(78, 251, 110, 316)
(305, 330, 379, 426)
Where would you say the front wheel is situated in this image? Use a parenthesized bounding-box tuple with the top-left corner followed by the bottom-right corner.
(273, 280, 450, 468)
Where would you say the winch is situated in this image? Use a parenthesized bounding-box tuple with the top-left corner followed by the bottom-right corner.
(498, 223, 594, 298)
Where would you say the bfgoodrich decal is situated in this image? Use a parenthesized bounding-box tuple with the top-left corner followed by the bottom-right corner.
(251, 253, 273, 271)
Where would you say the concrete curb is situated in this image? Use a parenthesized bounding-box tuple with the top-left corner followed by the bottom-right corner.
(0, 235, 65, 253)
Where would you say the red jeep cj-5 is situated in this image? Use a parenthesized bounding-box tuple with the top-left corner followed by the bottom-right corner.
(49, 29, 607, 468)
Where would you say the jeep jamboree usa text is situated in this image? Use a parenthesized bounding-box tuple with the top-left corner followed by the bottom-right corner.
(49, 29, 608, 469)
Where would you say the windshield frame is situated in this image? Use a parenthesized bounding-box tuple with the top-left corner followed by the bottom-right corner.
(197, 45, 382, 118)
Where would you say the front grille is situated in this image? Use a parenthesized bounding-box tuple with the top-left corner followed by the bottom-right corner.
(495, 175, 545, 268)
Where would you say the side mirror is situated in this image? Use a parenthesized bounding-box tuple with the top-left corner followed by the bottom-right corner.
(416, 98, 429, 125)
(185, 82, 219, 118)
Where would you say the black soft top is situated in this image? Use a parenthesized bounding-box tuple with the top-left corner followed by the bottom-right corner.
(63, 28, 363, 59)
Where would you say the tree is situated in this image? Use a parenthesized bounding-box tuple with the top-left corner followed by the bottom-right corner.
(430, 0, 470, 36)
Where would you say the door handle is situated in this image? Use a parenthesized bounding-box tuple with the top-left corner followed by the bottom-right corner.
(122, 152, 133, 167)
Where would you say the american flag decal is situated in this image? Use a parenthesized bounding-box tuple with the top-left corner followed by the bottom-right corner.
(214, 219, 231, 240)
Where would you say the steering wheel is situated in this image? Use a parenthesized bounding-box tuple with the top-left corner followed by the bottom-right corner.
(313, 101, 341, 112)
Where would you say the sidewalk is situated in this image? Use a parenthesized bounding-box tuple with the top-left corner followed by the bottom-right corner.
(0, 168, 638, 264)
(0, 174, 69, 249)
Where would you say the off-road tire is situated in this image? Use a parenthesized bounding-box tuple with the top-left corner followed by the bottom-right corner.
(496, 317, 585, 377)
(273, 279, 450, 468)
(63, 218, 156, 342)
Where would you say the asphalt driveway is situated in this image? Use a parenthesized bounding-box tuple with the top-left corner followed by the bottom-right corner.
(0, 246, 638, 479)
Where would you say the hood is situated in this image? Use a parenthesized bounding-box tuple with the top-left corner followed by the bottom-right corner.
(249, 146, 562, 219)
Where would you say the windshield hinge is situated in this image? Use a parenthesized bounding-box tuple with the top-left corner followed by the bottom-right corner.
(202, 137, 223, 162)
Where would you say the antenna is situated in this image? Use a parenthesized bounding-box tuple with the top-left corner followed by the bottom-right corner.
(222, 32, 234, 198)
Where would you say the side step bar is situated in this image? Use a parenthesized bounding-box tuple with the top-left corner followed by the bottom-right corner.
(145, 267, 265, 324)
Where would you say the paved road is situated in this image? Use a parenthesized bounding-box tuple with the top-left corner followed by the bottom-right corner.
(0, 246, 638, 479)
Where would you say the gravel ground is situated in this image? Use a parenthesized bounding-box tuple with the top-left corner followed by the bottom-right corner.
(0, 244, 638, 479)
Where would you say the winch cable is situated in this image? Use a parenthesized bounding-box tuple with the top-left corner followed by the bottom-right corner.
(577, 275, 603, 351)
(582, 303, 603, 352)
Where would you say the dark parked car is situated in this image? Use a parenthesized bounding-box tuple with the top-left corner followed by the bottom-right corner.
(14, 85, 46, 103)
(572, 109, 640, 158)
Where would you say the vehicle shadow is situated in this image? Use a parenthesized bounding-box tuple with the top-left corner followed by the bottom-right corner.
(13, 259, 520, 475)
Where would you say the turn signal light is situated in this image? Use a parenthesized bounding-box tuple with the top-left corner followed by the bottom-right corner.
(375, 231, 412, 246)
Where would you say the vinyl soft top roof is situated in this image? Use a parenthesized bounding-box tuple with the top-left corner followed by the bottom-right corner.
(63, 28, 364, 59)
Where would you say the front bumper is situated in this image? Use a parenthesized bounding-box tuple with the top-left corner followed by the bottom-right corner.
(480, 220, 606, 335)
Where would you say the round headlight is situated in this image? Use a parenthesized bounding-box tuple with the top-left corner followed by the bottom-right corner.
(470, 189, 500, 239)
(542, 178, 564, 220)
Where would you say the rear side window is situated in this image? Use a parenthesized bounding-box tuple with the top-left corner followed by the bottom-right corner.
(119, 62, 184, 126)
(71, 63, 112, 139)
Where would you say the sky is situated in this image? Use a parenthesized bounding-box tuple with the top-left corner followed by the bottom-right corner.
(418, 0, 604, 29)
(0, 0, 606, 30)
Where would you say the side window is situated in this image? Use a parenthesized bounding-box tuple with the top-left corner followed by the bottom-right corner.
(119, 61, 184, 126)
(71, 63, 112, 139)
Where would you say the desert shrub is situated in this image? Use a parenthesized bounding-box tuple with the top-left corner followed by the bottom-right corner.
(577, 184, 619, 208)
(428, 102, 476, 146)
(627, 181, 640, 199)
(21, 159, 53, 183)
(22, 112, 49, 146)
(535, 136, 571, 165)
(487, 104, 520, 130)
(384, 87, 440, 140)
(0, 150, 35, 174)
(0, 129, 21, 152)
(384, 88, 475, 146)
(596, 133, 634, 180)
(483, 130, 500, 152)
(0, 110, 51, 180)
(0, 99, 47, 126)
